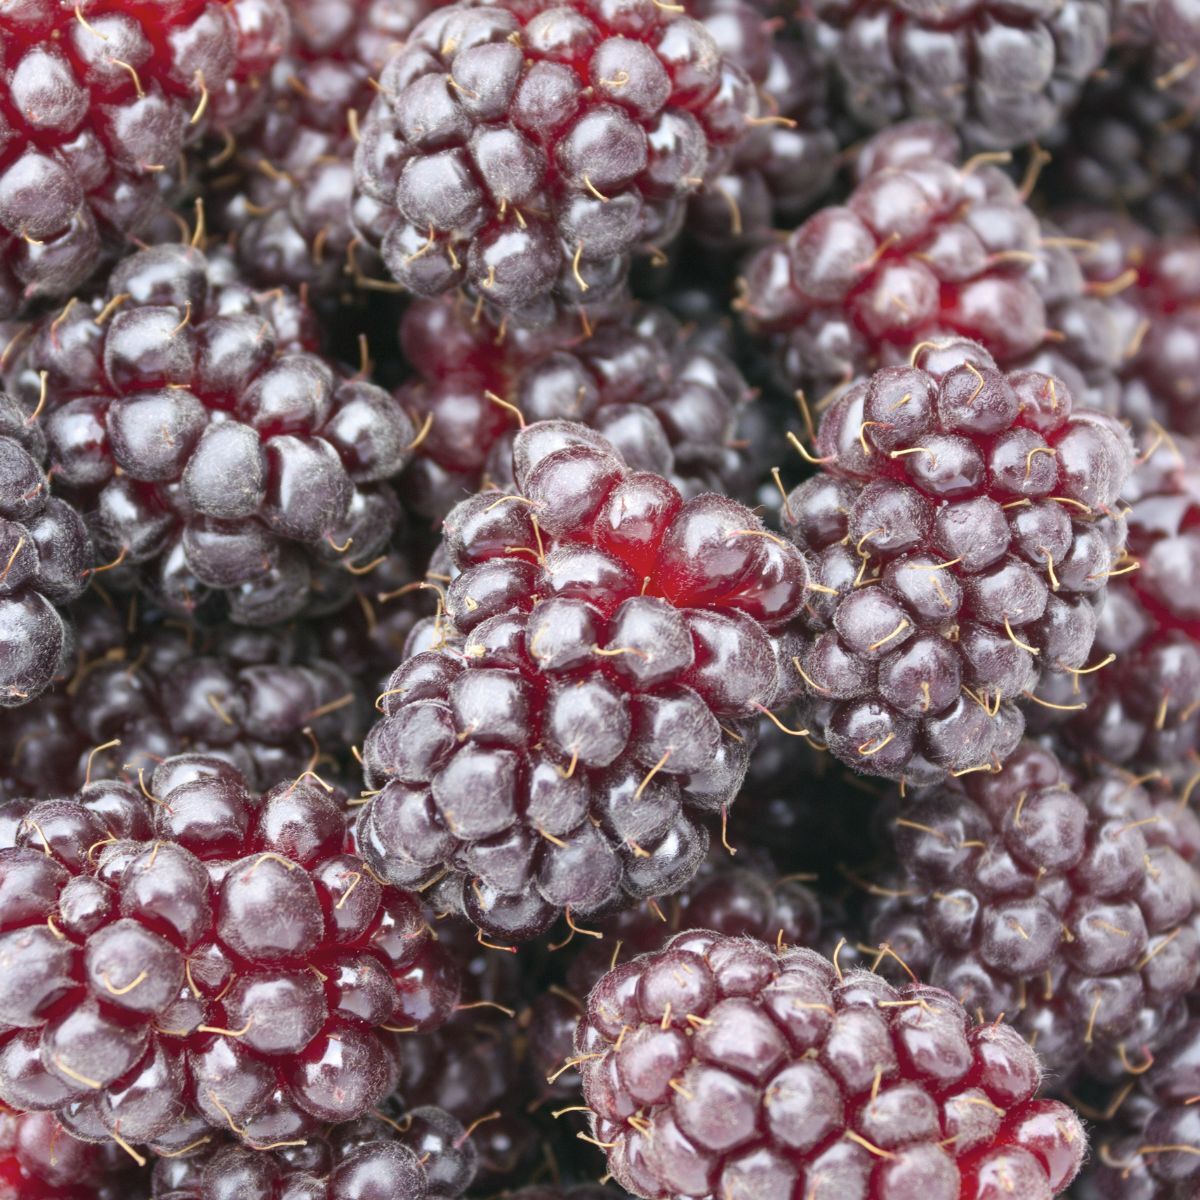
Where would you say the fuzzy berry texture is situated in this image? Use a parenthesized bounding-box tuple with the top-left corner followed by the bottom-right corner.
(1151, 0, 1200, 109)
(215, 0, 437, 296)
(397, 295, 753, 519)
(1029, 431, 1200, 780)
(2, 242, 416, 627)
(807, 0, 1109, 150)
(0, 0, 289, 318)
(574, 930, 1086, 1200)
(357, 420, 810, 941)
(0, 756, 460, 1153)
(0, 602, 361, 799)
(685, 0, 842, 251)
(0, 391, 93, 707)
(352, 0, 758, 325)
(738, 121, 1057, 397)
(149, 1105, 477, 1200)
(867, 742, 1200, 1083)
(0, 1109, 143, 1200)
(781, 339, 1132, 784)
(1073, 1014, 1200, 1200)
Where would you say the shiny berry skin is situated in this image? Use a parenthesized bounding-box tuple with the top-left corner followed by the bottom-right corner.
(0, 1110, 142, 1200)
(574, 930, 1086, 1200)
(353, 0, 759, 324)
(868, 742, 1200, 1084)
(1, 243, 416, 626)
(782, 339, 1133, 784)
(397, 296, 753, 519)
(0, 391, 92, 707)
(148, 1104, 477, 1200)
(807, 0, 1109, 150)
(0, 0, 289, 318)
(0, 757, 459, 1151)
(357, 421, 810, 940)
(738, 121, 1059, 395)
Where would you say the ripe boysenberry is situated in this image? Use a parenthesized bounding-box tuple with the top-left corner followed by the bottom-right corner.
(0, 1110, 142, 1200)
(573, 930, 1086, 1199)
(782, 339, 1133, 783)
(353, 0, 759, 324)
(0, 757, 459, 1152)
(2, 242, 417, 626)
(357, 420, 810, 940)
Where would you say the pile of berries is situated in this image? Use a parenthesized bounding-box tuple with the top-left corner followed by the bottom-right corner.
(1, 1, 1199, 1197)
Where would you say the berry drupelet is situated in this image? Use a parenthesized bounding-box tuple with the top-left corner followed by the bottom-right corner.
(149, 1105, 478, 1200)
(806, 0, 1109, 151)
(0, 0, 289, 318)
(397, 295, 753, 519)
(573, 930, 1086, 1200)
(0, 756, 460, 1152)
(866, 742, 1200, 1083)
(2, 242, 417, 626)
(0, 391, 93, 707)
(781, 339, 1133, 784)
(352, 0, 759, 325)
(0, 1109, 144, 1200)
(1029, 430, 1200, 780)
(357, 420, 811, 941)
(738, 121, 1056, 397)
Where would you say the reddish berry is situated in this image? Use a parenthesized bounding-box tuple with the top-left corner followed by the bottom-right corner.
(0, 1110, 141, 1200)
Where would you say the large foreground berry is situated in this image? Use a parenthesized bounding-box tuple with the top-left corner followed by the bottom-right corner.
(866, 742, 1200, 1083)
(806, 0, 1109, 150)
(2, 242, 417, 626)
(781, 339, 1132, 783)
(353, 0, 758, 324)
(574, 930, 1086, 1200)
(0, 392, 93, 707)
(0, 757, 459, 1151)
(357, 420, 810, 940)
(0, 0, 289, 317)
(397, 296, 753, 519)
(738, 121, 1057, 396)
(149, 1105, 477, 1200)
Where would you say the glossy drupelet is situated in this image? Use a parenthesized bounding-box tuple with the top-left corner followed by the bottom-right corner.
(0, 392, 93, 707)
(0, 756, 460, 1152)
(0, 0, 289, 317)
(781, 339, 1133, 783)
(574, 930, 1086, 1200)
(352, 0, 759, 324)
(0, 1109, 145, 1200)
(867, 742, 1200, 1083)
(1, 242, 417, 626)
(357, 420, 810, 940)
(148, 1105, 477, 1199)
(397, 295, 753, 518)
(738, 121, 1059, 395)
(806, 0, 1110, 150)
(1030, 431, 1200, 780)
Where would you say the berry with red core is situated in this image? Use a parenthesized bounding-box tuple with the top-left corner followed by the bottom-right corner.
(0, 1109, 142, 1199)
(0, 755, 459, 1152)
(0, 0, 289, 318)
(1028, 430, 1200, 780)
(352, 0, 759, 325)
(148, 1104, 477, 1199)
(780, 338, 1133, 784)
(738, 120, 1057, 397)
(1, 242, 416, 627)
(806, 0, 1109, 151)
(866, 741, 1200, 1084)
(215, 0, 438, 296)
(396, 295, 754, 519)
(357, 420, 810, 941)
(573, 930, 1086, 1200)
(0, 391, 93, 707)
(1073, 1016, 1200, 1200)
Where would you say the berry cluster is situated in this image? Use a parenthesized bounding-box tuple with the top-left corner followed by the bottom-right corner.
(358, 420, 810, 939)
(575, 930, 1086, 1199)
(0, 757, 459, 1151)
(781, 338, 1133, 783)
